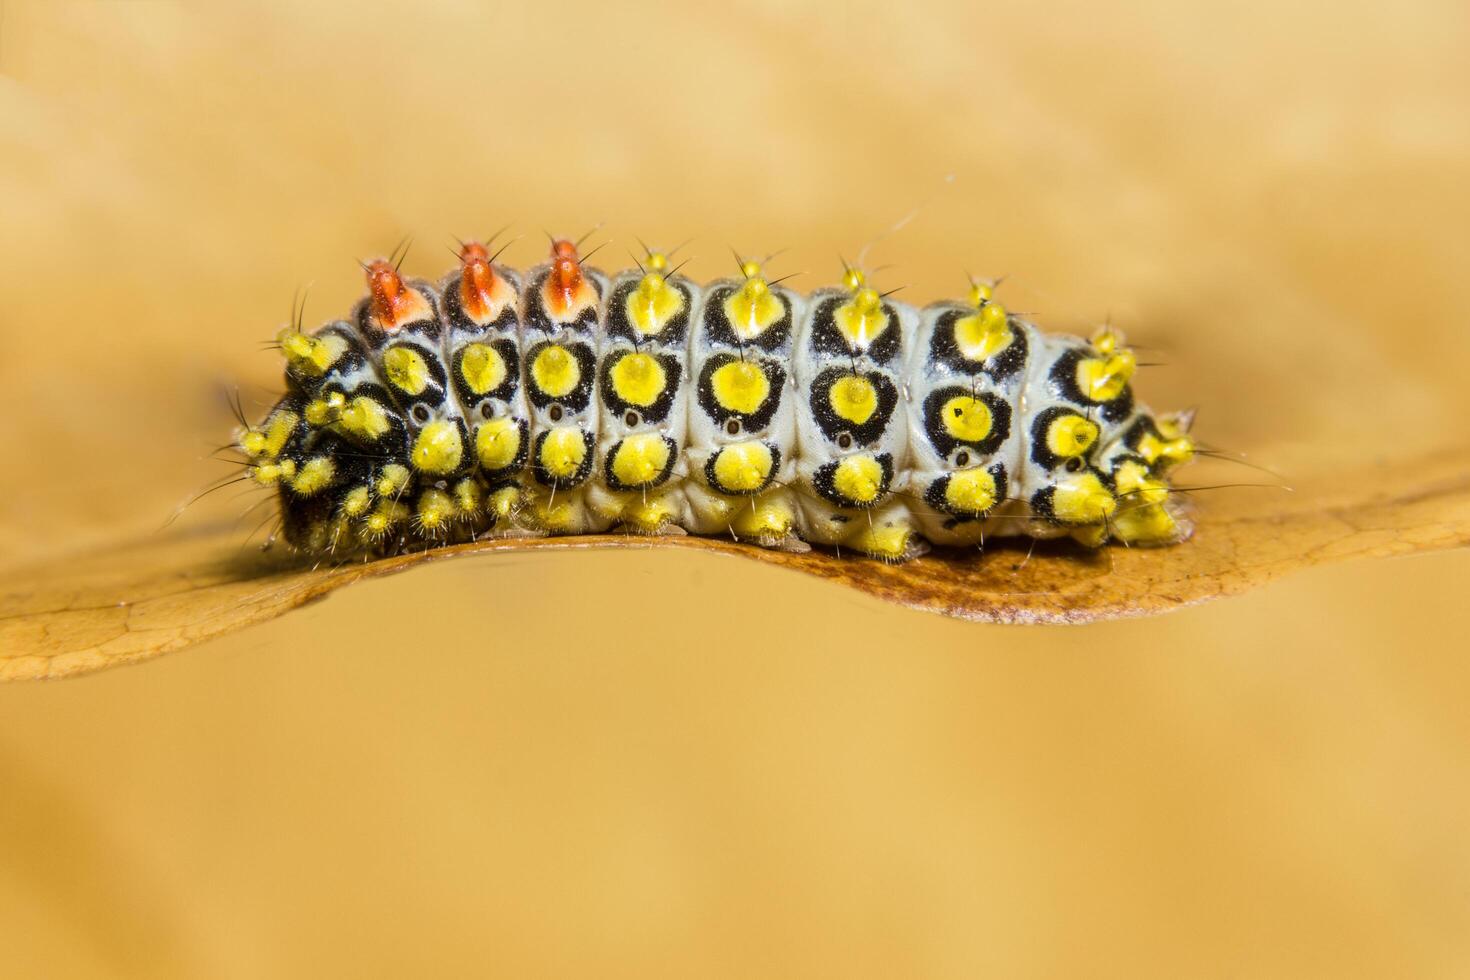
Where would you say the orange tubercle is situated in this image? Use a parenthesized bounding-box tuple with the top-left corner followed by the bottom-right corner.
(457, 241, 507, 322)
(364, 260, 430, 331)
(542, 240, 595, 318)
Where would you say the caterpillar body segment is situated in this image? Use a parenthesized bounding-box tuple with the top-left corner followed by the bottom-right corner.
(792, 270, 921, 561)
(237, 239, 1195, 559)
(519, 242, 609, 534)
(683, 260, 807, 550)
(587, 250, 699, 535)
(905, 286, 1027, 548)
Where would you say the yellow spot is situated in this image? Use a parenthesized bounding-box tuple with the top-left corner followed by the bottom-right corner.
(850, 522, 912, 560)
(241, 410, 299, 459)
(488, 484, 521, 520)
(944, 468, 997, 515)
(829, 374, 879, 425)
(362, 499, 409, 540)
(341, 485, 372, 517)
(279, 330, 348, 377)
(940, 395, 992, 443)
(833, 287, 889, 349)
(723, 274, 784, 340)
(340, 396, 390, 441)
(952, 302, 1012, 362)
(626, 273, 685, 335)
(710, 360, 770, 415)
(538, 426, 587, 480)
(646, 251, 669, 272)
(610, 352, 667, 407)
(1076, 350, 1136, 402)
(416, 488, 454, 531)
(290, 456, 335, 496)
(1051, 471, 1116, 524)
(831, 454, 885, 505)
(966, 281, 994, 307)
(1045, 414, 1099, 459)
(610, 433, 671, 487)
(383, 345, 431, 396)
(730, 496, 794, 539)
(531, 344, 581, 398)
(459, 343, 507, 395)
(711, 441, 774, 493)
(740, 260, 762, 279)
(410, 420, 463, 474)
(452, 477, 483, 516)
(842, 267, 865, 292)
(475, 416, 522, 471)
(376, 463, 409, 497)
(305, 391, 345, 427)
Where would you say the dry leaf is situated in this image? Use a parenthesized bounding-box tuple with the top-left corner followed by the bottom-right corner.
(3, 448, 1466, 680)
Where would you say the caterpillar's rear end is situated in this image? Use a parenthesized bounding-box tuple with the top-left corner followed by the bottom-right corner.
(235, 236, 1194, 559)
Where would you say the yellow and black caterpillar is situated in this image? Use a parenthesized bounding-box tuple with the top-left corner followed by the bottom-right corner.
(237, 237, 1196, 560)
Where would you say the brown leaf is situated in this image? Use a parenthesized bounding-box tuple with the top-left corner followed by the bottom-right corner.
(3, 448, 1466, 680)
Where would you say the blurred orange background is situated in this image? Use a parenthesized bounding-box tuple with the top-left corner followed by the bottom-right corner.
(1, 1, 1468, 976)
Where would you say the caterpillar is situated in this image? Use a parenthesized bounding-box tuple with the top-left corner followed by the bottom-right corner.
(235, 236, 1196, 561)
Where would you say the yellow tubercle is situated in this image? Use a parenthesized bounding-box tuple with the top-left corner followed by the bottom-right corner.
(1044, 414, 1099, 459)
(1050, 470, 1116, 524)
(849, 522, 913, 561)
(340, 485, 372, 518)
(730, 494, 794, 539)
(711, 441, 774, 493)
(241, 410, 299, 459)
(459, 343, 508, 396)
(626, 273, 685, 335)
(376, 463, 409, 497)
(831, 454, 885, 505)
(279, 330, 348, 377)
(646, 251, 669, 272)
(833, 287, 889, 350)
(940, 395, 993, 444)
(841, 267, 866, 292)
(1111, 459, 1170, 506)
(361, 499, 410, 541)
(723, 273, 785, 340)
(383, 345, 430, 397)
(1111, 500, 1179, 544)
(538, 426, 587, 480)
(966, 281, 994, 307)
(340, 396, 390, 441)
(531, 344, 580, 399)
(1090, 325, 1125, 355)
(944, 468, 997, 515)
(475, 417, 522, 471)
(610, 433, 671, 488)
(415, 489, 454, 531)
(952, 302, 1011, 362)
(1075, 350, 1136, 402)
(709, 360, 770, 414)
(410, 420, 464, 474)
(624, 494, 678, 533)
(289, 456, 335, 496)
(488, 484, 522, 521)
(249, 458, 296, 487)
(304, 391, 346, 427)
(452, 478, 483, 516)
(829, 375, 879, 425)
(609, 352, 668, 407)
